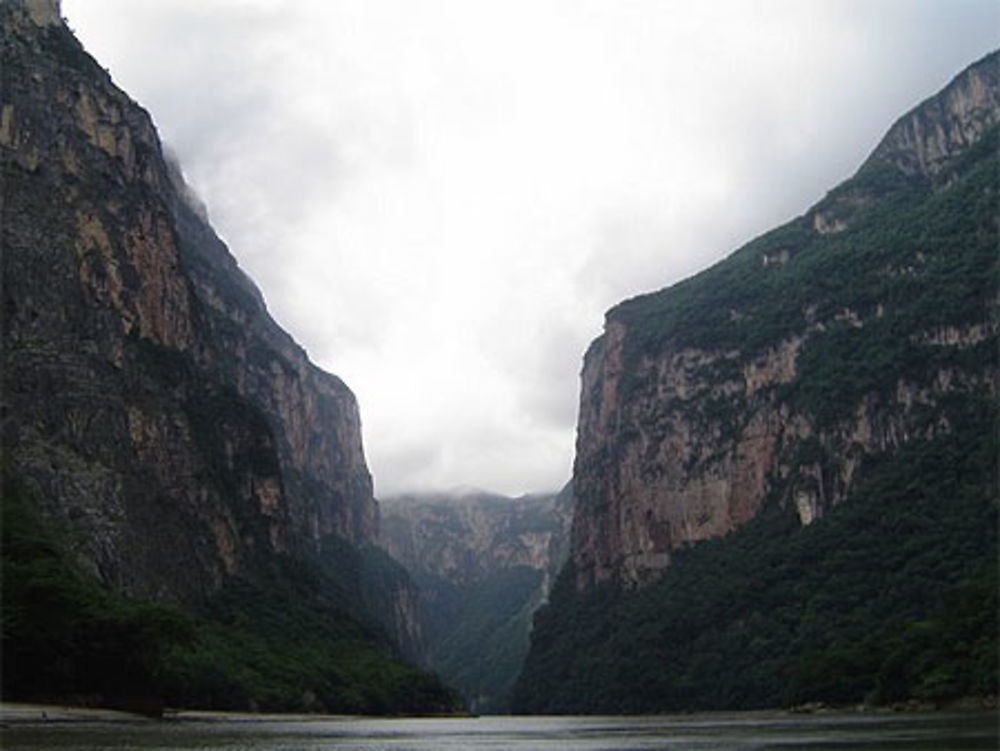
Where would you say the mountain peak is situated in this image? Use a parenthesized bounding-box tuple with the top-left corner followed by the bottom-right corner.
(866, 49, 999, 177)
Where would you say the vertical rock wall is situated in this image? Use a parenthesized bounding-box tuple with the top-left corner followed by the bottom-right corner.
(1, 1, 376, 602)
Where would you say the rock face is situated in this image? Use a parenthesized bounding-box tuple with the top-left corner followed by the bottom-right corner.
(1, 1, 375, 603)
(867, 56, 1000, 177)
(380, 486, 573, 712)
(570, 50, 1000, 590)
(381, 487, 572, 590)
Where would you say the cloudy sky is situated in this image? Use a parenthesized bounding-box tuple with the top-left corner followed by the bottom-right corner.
(62, 0, 997, 497)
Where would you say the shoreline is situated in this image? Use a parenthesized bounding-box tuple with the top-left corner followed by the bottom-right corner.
(0, 703, 370, 726)
(0, 703, 156, 725)
(2, 697, 995, 727)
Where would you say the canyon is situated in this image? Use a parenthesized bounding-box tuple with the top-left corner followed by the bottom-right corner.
(2, 0, 995, 716)
(380, 486, 572, 712)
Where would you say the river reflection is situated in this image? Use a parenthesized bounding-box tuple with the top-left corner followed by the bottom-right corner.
(2, 709, 997, 750)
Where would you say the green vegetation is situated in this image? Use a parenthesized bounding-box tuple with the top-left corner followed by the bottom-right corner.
(1, 478, 189, 712)
(416, 566, 545, 713)
(158, 563, 457, 714)
(610, 123, 998, 430)
(512, 400, 997, 712)
(0, 478, 460, 715)
(379, 487, 572, 713)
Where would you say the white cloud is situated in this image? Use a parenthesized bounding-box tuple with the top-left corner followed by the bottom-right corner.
(63, 0, 999, 495)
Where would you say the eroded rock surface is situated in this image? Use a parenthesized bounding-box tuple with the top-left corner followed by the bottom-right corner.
(2, 1, 375, 602)
(570, 51, 1000, 590)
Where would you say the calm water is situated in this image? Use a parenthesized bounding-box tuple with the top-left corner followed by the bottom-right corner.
(2, 710, 997, 750)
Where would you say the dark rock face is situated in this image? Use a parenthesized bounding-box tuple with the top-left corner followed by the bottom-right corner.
(568, 51, 999, 590)
(1, 1, 375, 603)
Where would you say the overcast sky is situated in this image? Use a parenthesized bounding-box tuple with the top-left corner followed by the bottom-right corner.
(61, 0, 997, 497)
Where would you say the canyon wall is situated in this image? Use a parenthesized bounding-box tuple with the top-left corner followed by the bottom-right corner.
(2, 0, 375, 603)
(382, 488, 572, 590)
(514, 50, 998, 715)
(569, 50, 999, 590)
(381, 486, 573, 712)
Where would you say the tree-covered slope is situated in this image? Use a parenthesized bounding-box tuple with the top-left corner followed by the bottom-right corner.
(1, 478, 460, 714)
(513, 51, 998, 713)
(513, 405, 996, 712)
(380, 486, 572, 713)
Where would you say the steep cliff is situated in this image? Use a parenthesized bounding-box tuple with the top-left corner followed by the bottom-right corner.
(571, 50, 999, 590)
(1, 0, 448, 712)
(381, 485, 572, 712)
(2, 0, 373, 601)
(382, 487, 572, 588)
(514, 51, 998, 712)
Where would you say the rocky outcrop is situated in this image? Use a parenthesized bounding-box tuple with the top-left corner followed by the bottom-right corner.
(811, 51, 999, 236)
(868, 52, 1000, 177)
(570, 50, 1000, 590)
(1, 1, 375, 602)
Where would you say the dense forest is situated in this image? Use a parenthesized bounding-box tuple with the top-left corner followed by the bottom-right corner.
(513, 405, 997, 712)
(1, 477, 460, 715)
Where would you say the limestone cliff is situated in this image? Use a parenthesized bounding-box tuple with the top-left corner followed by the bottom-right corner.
(380, 485, 573, 712)
(381, 487, 572, 590)
(1, 0, 375, 603)
(867, 56, 1000, 178)
(570, 50, 999, 590)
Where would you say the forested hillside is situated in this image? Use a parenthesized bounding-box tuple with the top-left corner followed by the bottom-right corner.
(513, 51, 998, 713)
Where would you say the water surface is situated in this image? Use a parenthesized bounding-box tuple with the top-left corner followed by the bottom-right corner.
(2, 708, 996, 750)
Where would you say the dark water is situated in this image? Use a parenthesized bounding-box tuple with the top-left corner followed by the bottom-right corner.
(2, 710, 997, 750)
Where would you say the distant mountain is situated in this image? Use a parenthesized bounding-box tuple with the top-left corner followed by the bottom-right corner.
(514, 51, 998, 713)
(1, 0, 455, 714)
(381, 485, 572, 713)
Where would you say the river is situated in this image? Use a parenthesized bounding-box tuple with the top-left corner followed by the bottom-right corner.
(2, 707, 996, 750)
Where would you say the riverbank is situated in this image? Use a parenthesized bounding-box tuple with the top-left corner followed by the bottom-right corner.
(2, 706, 997, 751)
(789, 695, 997, 715)
(0, 703, 375, 725)
(0, 703, 156, 725)
(3, 696, 994, 727)
(0, 702, 472, 728)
